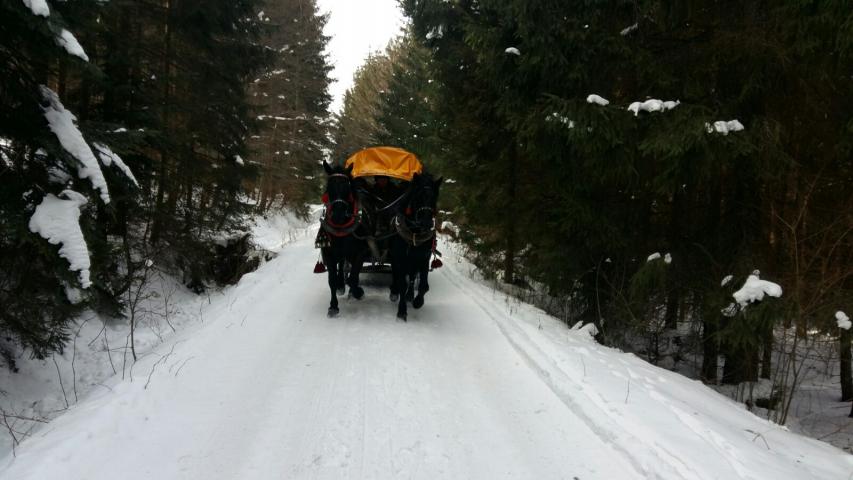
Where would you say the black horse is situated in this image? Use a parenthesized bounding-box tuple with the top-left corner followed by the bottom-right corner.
(320, 161, 367, 317)
(389, 172, 442, 321)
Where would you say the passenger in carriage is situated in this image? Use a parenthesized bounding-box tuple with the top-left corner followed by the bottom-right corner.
(372, 175, 401, 203)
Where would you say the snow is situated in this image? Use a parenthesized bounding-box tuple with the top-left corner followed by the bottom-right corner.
(837, 311, 851, 330)
(571, 320, 599, 339)
(28, 191, 92, 288)
(721, 274, 734, 287)
(234, 154, 245, 166)
(664, 253, 672, 264)
(621, 23, 638, 36)
(1, 231, 851, 479)
(628, 99, 680, 116)
(56, 29, 89, 62)
(732, 274, 783, 307)
(64, 285, 84, 304)
(504, 47, 521, 56)
(40, 86, 110, 204)
(586, 94, 610, 106)
(707, 120, 745, 135)
(440, 220, 460, 236)
(546, 112, 574, 128)
(647, 252, 661, 262)
(426, 25, 444, 40)
(22, 0, 49, 17)
(93, 142, 139, 187)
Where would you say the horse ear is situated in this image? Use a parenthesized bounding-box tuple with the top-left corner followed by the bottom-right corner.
(345, 163, 353, 176)
(434, 176, 444, 187)
(323, 160, 333, 175)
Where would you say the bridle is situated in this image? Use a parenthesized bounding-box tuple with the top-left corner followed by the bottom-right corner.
(321, 173, 359, 237)
(394, 181, 436, 246)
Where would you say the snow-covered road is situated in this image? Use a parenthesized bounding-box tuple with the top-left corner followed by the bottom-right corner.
(2, 237, 851, 479)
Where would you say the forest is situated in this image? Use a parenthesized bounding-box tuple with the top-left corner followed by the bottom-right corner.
(1, 0, 331, 365)
(2, 0, 852, 431)
(335, 0, 853, 421)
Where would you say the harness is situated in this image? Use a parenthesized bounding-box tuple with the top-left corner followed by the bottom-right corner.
(391, 211, 435, 247)
(320, 174, 359, 237)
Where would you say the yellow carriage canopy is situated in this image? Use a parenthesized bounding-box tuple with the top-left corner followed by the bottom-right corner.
(344, 146, 423, 181)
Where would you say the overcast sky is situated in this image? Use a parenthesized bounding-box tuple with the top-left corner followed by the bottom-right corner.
(317, 0, 407, 113)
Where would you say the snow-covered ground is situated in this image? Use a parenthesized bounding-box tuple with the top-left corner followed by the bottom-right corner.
(0, 211, 313, 458)
(1, 220, 852, 478)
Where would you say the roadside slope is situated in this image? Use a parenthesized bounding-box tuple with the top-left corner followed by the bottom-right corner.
(1, 237, 850, 479)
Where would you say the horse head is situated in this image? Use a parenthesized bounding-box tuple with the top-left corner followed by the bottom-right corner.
(322, 160, 356, 228)
(406, 172, 443, 230)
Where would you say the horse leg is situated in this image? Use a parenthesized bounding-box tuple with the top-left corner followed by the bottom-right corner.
(327, 257, 340, 317)
(347, 248, 365, 300)
(390, 239, 408, 320)
(413, 248, 430, 309)
(406, 277, 415, 302)
(397, 272, 409, 320)
(336, 260, 346, 295)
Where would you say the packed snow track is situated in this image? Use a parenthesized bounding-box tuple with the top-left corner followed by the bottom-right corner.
(1, 237, 851, 479)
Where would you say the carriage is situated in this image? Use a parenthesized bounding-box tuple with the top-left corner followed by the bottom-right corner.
(316, 146, 443, 319)
(316, 146, 439, 273)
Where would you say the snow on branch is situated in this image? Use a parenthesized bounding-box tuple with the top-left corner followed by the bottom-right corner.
(586, 94, 610, 106)
(22, 0, 49, 17)
(706, 120, 744, 136)
(41, 86, 111, 204)
(546, 112, 575, 129)
(505, 47, 521, 56)
(93, 142, 139, 187)
(837, 311, 851, 330)
(620, 23, 638, 36)
(56, 29, 89, 62)
(28, 191, 92, 288)
(732, 274, 782, 307)
(628, 99, 679, 116)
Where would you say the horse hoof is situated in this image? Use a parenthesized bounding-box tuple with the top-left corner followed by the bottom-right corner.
(413, 296, 424, 309)
(350, 286, 364, 299)
(328, 307, 339, 317)
(397, 312, 407, 322)
(389, 292, 399, 302)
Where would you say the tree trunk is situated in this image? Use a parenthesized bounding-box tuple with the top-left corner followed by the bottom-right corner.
(761, 328, 773, 379)
(150, 0, 174, 244)
(503, 145, 517, 284)
(841, 328, 852, 401)
(701, 312, 719, 383)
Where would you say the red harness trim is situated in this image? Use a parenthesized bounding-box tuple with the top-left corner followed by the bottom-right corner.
(323, 193, 358, 235)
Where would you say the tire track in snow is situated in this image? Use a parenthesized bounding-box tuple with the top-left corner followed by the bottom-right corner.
(439, 262, 711, 480)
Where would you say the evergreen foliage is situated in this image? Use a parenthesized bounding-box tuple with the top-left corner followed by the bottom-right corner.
(388, 0, 853, 394)
(0, 0, 300, 368)
(247, 0, 334, 212)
